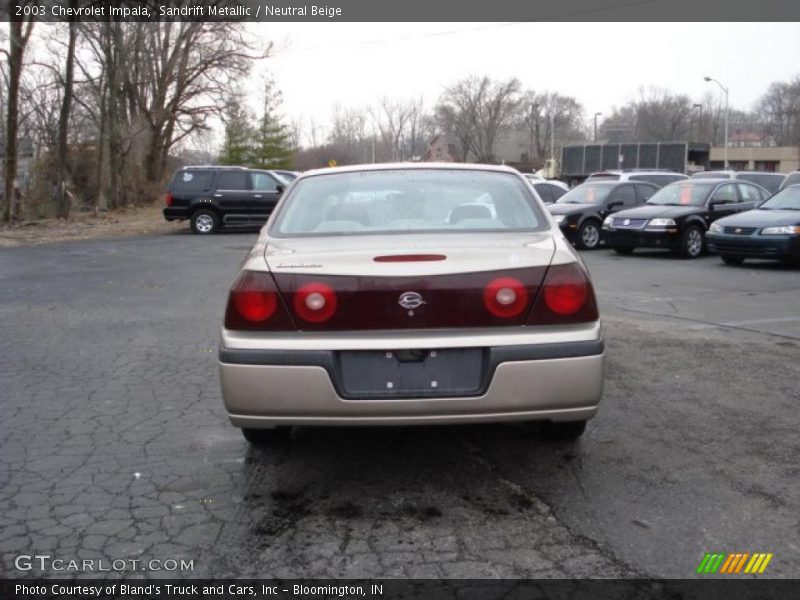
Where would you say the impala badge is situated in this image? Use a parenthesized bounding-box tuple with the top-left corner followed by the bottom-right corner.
(399, 291, 425, 310)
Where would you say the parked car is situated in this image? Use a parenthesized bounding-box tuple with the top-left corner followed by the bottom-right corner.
(603, 179, 770, 258)
(779, 171, 800, 191)
(219, 163, 604, 444)
(523, 175, 569, 204)
(547, 181, 660, 250)
(274, 170, 300, 182)
(691, 170, 786, 194)
(163, 166, 287, 234)
(707, 184, 800, 265)
(586, 169, 689, 187)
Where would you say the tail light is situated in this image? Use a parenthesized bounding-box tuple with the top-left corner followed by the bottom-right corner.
(483, 276, 529, 318)
(528, 262, 598, 324)
(293, 282, 337, 323)
(164, 192, 173, 207)
(224, 271, 295, 330)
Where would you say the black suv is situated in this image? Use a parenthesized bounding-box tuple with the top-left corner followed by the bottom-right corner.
(547, 180, 660, 249)
(163, 166, 287, 234)
(602, 179, 770, 258)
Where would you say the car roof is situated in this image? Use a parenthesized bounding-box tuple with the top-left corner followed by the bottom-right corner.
(300, 162, 521, 178)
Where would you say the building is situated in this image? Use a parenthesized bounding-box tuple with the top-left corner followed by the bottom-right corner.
(709, 145, 800, 172)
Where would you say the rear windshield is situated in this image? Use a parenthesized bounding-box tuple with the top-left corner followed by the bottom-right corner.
(556, 184, 613, 204)
(271, 169, 545, 236)
(169, 170, 214, 192)
(647, 183, 713, 206)
(586, 173, 620, 181)
(737, 173, 784, 193)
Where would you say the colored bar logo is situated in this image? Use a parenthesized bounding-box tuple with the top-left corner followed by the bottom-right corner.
(696, 552, 773, 574)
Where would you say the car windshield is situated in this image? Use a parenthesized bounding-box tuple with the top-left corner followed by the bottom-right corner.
(555, 184, 612, 204)
(647, 183, 713, 206)
(271, 169, 545, 236)
(586, 173, 620, 181)
(759, 185, 800, 210)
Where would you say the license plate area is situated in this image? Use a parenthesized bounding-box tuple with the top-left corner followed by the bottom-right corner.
(336, 348, 486, 399)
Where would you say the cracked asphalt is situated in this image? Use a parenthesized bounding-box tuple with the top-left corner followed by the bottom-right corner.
(1, 229, 798, 579)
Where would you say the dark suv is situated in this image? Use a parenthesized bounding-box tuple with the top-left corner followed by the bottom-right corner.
(163, 166, 286, 234)
(547, 180, 660, 249)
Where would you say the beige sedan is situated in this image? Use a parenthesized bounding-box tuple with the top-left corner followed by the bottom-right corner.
(219, 163, 604, 444)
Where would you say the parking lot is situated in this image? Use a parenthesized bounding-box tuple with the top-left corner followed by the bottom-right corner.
(1, 230, 799, 579)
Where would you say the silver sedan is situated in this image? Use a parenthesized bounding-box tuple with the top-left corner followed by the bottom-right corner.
(219, 163, 604, 444)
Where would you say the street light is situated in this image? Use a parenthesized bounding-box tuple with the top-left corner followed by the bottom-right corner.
(692, 103, 703, 142)
(704, 76, 729, 169)
(593, 112, 602, 143)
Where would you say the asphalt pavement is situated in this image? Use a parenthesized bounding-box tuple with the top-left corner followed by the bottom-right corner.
(1, 229, 798, 579)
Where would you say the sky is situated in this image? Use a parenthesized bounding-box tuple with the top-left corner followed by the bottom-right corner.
(243, 22, 800, 145)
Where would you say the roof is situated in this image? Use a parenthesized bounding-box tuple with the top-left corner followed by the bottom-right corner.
(300, 162, 520, 178)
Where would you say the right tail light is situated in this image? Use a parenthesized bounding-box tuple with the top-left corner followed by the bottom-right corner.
(164, 192, 173, 207)
(527, 262, 598, 324)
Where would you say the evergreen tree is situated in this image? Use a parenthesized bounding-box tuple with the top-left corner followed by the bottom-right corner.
(249, 80, 294, 170)
(219, 98, 253, 166)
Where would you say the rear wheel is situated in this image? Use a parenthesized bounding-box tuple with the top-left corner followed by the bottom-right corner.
(576, 220, 601, 250)
(613, 246, 635, 255)
(241, 427, 291, 446)
(541, 420, 587, 440)
(721, 254, 745, 265)
(190, 209, 220, 235)
(677, 225, 704, 258)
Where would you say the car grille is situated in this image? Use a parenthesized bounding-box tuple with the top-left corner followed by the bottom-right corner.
(723, 226, 757, 235)
(611, 218, 647, 229)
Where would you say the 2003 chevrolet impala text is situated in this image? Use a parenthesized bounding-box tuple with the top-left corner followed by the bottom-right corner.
(218, 164, 604, 444)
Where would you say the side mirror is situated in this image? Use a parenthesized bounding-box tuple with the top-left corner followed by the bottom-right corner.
(276, 184, 285, 195)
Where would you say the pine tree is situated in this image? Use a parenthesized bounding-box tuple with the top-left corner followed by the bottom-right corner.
(249, 80, 294, 170)
(219, 98, 253, 166)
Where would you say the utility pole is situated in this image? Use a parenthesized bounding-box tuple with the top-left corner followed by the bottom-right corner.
(593, 112, 602, 143)
(704, 77, 729, 169)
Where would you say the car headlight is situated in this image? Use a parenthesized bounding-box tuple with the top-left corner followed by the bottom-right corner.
(647, 218, 676, 228)
(603, 216, 614, 227)
(761, 225, 800, 235)
(709, 222, 723, 233)
(553, 214, 566, 224)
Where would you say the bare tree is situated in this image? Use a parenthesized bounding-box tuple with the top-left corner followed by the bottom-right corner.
(3, 13, 35, 222)
(56, 11, 78, 218)
(757, 75, 800, 146)
(436, 76, 522, 163)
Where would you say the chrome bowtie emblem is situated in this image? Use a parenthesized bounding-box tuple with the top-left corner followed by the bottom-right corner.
(398, 291, 425, 310)
(623, 218, 631, 226)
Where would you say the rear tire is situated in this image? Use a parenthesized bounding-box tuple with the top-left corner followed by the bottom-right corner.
(613, 246, 635, 255)
(190, 209, 220, 235)
(678, 225, 704, 258)
(241, 427, 291, 446)
(541, 420, 587, 440)
(721, 254, 745, 265)
(576, 220, 601, 250)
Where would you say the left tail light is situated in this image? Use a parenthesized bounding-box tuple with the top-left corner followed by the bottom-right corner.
(224, 271, 295, 331)
(527, 262, 598, 324)
(164, 192, 173, 207)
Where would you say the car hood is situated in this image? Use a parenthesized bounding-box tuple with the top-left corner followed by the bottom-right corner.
(713, 209, 800, 228)
(263, 232, 557, 277)
(547, 203, 598, 216)
(612, 204, 703, 220)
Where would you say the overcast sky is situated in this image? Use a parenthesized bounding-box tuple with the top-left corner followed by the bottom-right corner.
(246, 22, 800, 143)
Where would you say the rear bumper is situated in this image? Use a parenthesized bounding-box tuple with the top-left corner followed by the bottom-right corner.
(219, 337, 605, 427)
(706, 233, 800, 259)
(603, 227, 680, 249)
(163, 207, 188, 221)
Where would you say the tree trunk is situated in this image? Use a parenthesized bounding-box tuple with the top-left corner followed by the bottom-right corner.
(56, 15, 78, 219)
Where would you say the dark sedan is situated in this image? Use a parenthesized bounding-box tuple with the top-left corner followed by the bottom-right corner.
(602, 180, 770, 258)
(707, 185, 800, 265)
(547, 181, 659, 250)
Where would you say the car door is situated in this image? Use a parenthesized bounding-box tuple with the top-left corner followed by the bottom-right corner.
(213, 170, 251, 217)
(604, 184, 636, 216)
(707, 183, 741, 223)
(250, 171, 283, 218)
